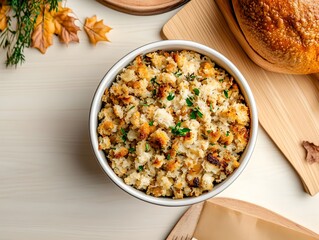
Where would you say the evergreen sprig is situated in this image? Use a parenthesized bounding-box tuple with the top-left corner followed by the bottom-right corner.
(0, 0, 59, 67)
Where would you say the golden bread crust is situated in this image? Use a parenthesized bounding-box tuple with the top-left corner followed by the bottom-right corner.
(232, 0, 319, 74)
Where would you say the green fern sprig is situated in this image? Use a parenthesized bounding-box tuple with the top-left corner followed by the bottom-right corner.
(0, 0, 59, 67)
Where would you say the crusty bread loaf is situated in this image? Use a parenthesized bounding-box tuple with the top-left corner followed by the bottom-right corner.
(232, 0, 319, 74)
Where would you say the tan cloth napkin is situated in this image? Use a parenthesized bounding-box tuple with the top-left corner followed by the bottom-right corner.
(193, 200, 319, 240)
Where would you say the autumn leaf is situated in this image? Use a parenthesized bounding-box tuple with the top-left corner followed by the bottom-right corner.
(54, 2, 72, 18)
(51, 4, 72, 34)
(31, 5, 55, 54)
(57, 16, 80, 44)
(0, 4, 9, 31)
(51, 4, 80, 44)
(2, 0, 113, 67)
(303, 141, 319, 164)
(84, 15, 111, 45)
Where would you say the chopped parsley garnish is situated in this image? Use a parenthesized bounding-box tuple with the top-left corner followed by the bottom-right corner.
(149, 120, 154, 126)
(210, 143, 215, 146)
(170, 122, 191, 137)
(224, 90, 229, 98)
(226, 131, 230, 137)
(145, 143, 150, 152)
(190, 107, 203, 119)
(193, 88, 200, 96)
(167, 92, 175, 101)
(129, 148, 136, 153)
(186, 73, 196, 81)
(166, 153, 171, 160)
(174, 70, 183, 77)
(197, 111, 203, 118)
(186, 97, 193, 107)
(219, 78, 224, 82)
(190, 110, 197, 119)
(128, 105, 135, 111)
(224, 145, 227, 148)
(138, 166, 144, 172)
(140, 101, 149, 107)
(121, 128, 128, 143)
(151, 76, 160, 85)
(210, 103, 213, 112)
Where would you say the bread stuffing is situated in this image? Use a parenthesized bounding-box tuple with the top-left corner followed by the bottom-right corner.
(97, 50, 250, 199)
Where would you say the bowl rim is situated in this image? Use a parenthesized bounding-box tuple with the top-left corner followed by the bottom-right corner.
(89, 40, 258, 207)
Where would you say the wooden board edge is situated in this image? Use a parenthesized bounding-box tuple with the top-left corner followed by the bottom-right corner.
(98, 0, 189, 16)
(162, 0, 192, 36)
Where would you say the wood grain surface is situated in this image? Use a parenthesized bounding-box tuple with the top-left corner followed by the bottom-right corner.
(166, 202, 204, 240)
(162, 0, 319, 196)
(97, 0, 188, 15)
(1, 0, 319, 239)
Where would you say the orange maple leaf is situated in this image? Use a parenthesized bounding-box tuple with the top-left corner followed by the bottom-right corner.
(0, 4, 9, 31)
(31, 5, 55, 54)
(56, 16, 80, 44)
(84, 15, 111, 45)
(51, 5, 80, 44)
(51, 4, 72, 34)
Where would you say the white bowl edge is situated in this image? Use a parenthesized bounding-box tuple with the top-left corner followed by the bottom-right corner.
(89, 40, 258, 207)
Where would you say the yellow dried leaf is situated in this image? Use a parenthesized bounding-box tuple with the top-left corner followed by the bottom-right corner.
(52, 8, 80, 45)
(84, 15, 111, 45)
(0, 4, 9, 31)
(51, 4, 72, 34)
(57, 16, 80, 44)
(31, 5, 55, 54)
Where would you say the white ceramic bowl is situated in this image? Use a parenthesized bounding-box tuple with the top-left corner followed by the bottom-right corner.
(89, 40, 258, 206)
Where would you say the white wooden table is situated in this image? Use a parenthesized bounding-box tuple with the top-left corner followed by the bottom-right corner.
(0, 1, 318, 239)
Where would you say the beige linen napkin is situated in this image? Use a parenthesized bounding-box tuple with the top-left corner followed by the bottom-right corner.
(193, 200, 319, 240)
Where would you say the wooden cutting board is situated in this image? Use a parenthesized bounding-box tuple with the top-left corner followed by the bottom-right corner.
(97, 0, 188, 15)
(166, 198, 319, 239)
(162, 0, 319, 196)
